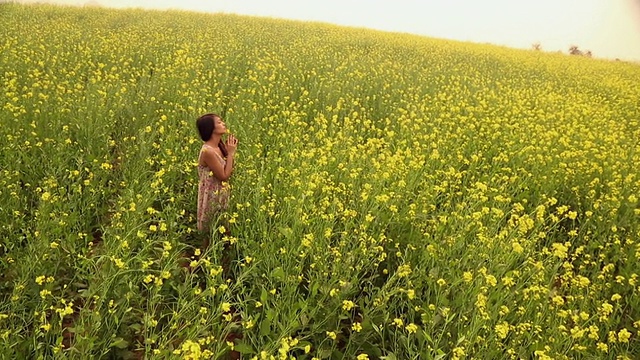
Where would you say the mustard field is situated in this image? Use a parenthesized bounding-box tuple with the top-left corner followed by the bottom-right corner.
(1, 3, 639, 359)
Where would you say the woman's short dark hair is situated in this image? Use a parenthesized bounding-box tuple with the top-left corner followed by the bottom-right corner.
(196, 113, 220, 141)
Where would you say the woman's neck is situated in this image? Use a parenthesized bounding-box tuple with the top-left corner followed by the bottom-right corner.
(205, 134, 221, 149)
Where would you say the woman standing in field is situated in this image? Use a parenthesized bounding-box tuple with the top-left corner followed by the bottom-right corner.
(195, 113, 238, 241)
(195, 114, 242, 357)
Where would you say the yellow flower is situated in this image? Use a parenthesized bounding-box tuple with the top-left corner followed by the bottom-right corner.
(342, 300, 355, 311)
(575, 275, 590, 288)
(511, 241, 524, 253)
(351, 322, 362, 332)
(326, 331, 337, 340)
(356, 354, 369, 360)
(596, 342, 608, 352)
(406, 323, 418, 334)
(397, 264, 412, 278)
(551, 242, 569, 259)
(495, 321, 509, 339)
(484, 275, 497, 287)
(221, 302, 231, 312)
(552, 295, 564, 306)
(181, 340, 201, 360)
(112, 257, 126, 269)
(618, 328, 631, 343)
(502, 276, 515, 287)
(452, 346, 465, 359)
(406, 289, 415, 299)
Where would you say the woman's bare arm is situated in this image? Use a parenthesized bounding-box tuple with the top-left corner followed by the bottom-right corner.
(203, 148, 234, 181)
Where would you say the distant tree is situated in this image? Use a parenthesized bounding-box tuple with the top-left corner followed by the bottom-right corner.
(568, 45, 594, 58)
(532, 42, 542, 51)
(569, 45, 582, 56)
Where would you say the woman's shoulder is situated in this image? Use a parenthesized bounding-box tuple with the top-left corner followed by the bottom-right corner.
(202, 144, 225, 161)
(202, 143, 218, 153)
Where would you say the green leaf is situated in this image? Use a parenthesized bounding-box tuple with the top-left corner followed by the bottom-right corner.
(260, 288, 268, 303)
(111, 337, 129, 349)
(271, 267, 285, 281)
(318, 348, 333, 359)
(278, 226, 293, 239)
(372, 322, 381, 335)
(72, 282, 88, 289)
(288, 319, 300, 331)
(266, 308, 276, 321)
(310, 281, 320, 297)
(233, 341, 254, 354)
(370, 346, 383, 357)
(423, 329, 433, 342)
(260, 318, 272, 337)
(381, 352, 397, 360)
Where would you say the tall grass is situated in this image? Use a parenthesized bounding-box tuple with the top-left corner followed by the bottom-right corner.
(1, 3, 639, 359)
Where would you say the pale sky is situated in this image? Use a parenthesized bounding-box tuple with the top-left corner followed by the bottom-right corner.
(16, 0, 640, 61)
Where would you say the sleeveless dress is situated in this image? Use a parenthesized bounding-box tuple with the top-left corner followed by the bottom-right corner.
(197, 144, 230, 232)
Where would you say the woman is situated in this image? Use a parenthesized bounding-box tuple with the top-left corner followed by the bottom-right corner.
(195, 113, 238, 235)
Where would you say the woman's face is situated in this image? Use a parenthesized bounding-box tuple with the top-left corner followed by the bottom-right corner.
(214, 116, 227, 134)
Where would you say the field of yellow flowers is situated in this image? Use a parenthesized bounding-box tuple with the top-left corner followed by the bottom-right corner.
(1, 3, 639, 359)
